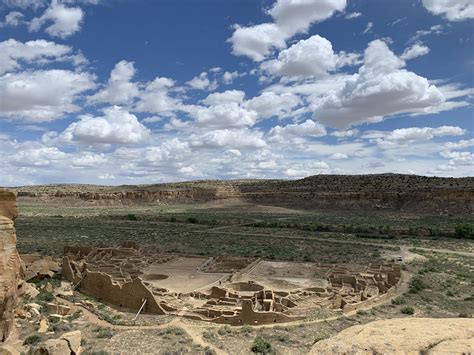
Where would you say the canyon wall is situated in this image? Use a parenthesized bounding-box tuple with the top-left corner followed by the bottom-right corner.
(0, 189, 20, 341)
(15, 174, 474, 214)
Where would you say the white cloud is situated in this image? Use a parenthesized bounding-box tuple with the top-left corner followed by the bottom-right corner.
(364, 126, 466, 146)
(71, 153, 107, 167)
(422, 0, 474, 21)
(88, 60, 139, 105)
(202, 90, 245, 106)
(1, 11, 24, 27)
(29, 0, 84, 38)
(53, 106, 150, 144)
(401, 42, 430, 60)
(313, 40, 445, 128)
(191, 128, 267, 149)
(222, 71, 239, 85)
(362, 21, 373, 34)
(0, 69, 95, 122)
(261, 35, 338, 77)
(12, 146, 66, 167)
(268, 0, 346, 35)
(331, 129, 358, 138)
(443, 138, 474, 150)
(193, 102, 258, 128)
(246, 91, 301, 119)
(345, 12, 362, 19)
(267, 119, 326, 142)
(229, 0, 346, 61)
(2, 0, 46, 9)
(134, 77, 182, 115)
(229, 23, 286, 62)
(187, 72, 217, 91)
(329, 152, 348, 160)
(410, 25, 444, 43)
(0, 38, 73, 75)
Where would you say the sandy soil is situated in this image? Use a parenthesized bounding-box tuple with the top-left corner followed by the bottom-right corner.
(143, 257, 230, 293)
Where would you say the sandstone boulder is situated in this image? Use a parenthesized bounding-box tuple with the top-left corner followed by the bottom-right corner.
(31, 330, 81, 355)
(310, 317, 474, 354)
(0, 189, 20, 342)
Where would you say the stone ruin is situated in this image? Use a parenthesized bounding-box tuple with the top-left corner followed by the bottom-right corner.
(62, 243, 402, 325)
(0, 189, 21, 342)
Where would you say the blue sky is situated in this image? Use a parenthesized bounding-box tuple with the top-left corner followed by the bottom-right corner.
(0, 0, 473, 185)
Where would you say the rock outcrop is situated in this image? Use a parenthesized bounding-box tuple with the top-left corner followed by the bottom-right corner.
(310, 317, 474, 354)
(0, 189, 20, 342)
(15, 174, 474, 214)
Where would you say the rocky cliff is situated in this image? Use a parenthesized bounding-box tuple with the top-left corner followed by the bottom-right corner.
(14, 174, 474, 214)
(0, 189, 20, 341)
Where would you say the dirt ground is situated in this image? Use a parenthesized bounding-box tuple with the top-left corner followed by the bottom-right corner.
(143, 257, 230, 293)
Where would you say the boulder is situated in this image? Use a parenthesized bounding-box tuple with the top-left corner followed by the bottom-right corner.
(61, 331, 81, 354)
(310, 318, 474, 354)
(20, 282, 39, 300)
(0, 189, 21, 342)
(32, 338, 70, 355)
(31, 331, 81, 355)
(38, 318, 48, 333)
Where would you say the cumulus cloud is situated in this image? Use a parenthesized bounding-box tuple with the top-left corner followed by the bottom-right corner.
(202, 90, 245, 106)
(192, 102, 258, 128)
(422, 0, 474, 21)
(88, 60, 139, 105)
(0, 69, 95, 121)
(261, 35, 338, 77)
(313, 40, 445, 128)
(52, 106, 150, 144)
(191, 128, 267, 149)
(246, 91, 301, 119)
(229, 0, 346, 61)
(267, 119, 326, 142)
(134, 77, 182, 115)
(268, 0, 346, 34)
(71, 153, 107, 167)
(30, 0, 84, 38)
(12, 146, 66, 167)
(0, 38, 73, 75)
(401, 42, 430, 60)
(229, 23, 286, 62)
(186, 72, 217, 91)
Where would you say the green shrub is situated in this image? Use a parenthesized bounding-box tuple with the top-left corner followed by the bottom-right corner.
(94, 327, 114, 339)
(186, 216, 199, 224)
(36, 290, 55, 302)
(455, 223, 473, 239)
(409, 277, 425, 293)
(401, 306, 415, 315)
(251, 336, 272, 354)
(23, 334, 41, 346)
(160, 326, 186, 336)
(170, 216, 177, 222)
(127, 214, 138, 221)
(391, 297, 406, 305)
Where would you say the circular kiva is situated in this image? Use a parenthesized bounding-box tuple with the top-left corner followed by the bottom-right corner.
(228, 282, 264, 292)
(139, 273, 169, 281)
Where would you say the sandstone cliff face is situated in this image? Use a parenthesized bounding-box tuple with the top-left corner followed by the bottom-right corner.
(0, 189, 20, 341)
(15, 174, 474, 214)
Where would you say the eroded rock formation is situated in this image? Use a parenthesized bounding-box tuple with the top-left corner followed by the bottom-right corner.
(16, 174, 474, 214)
(0, 189, 20, 341)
